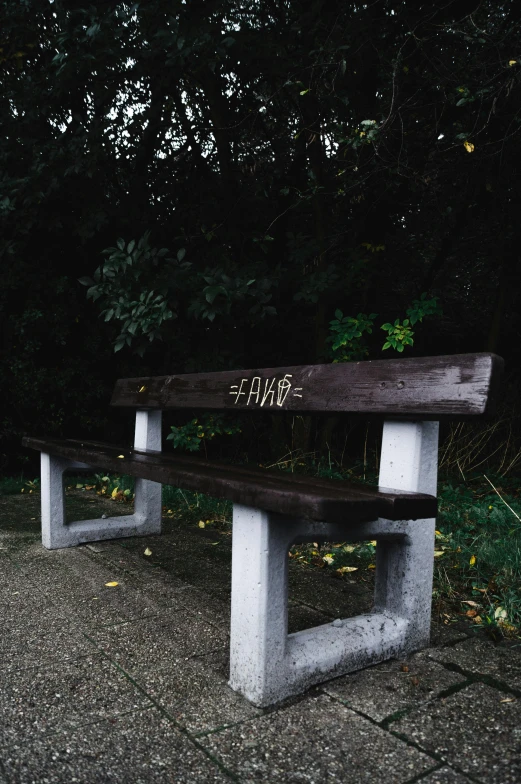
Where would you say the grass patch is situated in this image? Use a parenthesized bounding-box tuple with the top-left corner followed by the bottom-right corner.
(432, 476, 521, 638)
(0, 475, 40, 495)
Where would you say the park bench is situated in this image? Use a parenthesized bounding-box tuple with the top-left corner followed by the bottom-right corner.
(22, 352, 503, 706)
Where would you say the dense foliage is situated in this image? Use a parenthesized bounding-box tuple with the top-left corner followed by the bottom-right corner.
(1, 0, 520, 469)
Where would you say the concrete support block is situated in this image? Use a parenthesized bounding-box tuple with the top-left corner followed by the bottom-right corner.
(375, 420, 439, 652)
(133, 410, 163, 530)
(229, 420, 439, 707)
(40, 411, 163, 549)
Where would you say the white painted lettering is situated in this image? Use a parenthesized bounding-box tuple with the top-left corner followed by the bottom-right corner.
(231, 378, 248, 404)
(247, 377, 261, 405)
(260, 377, 276, 407)
(228, 375, 303, 407)
(277, 374, 293, 407)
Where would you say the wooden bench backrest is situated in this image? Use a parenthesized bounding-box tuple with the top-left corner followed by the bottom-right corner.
(111, 352, 503, 419)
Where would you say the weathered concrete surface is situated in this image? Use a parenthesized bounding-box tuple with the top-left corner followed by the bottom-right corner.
(1, 489, 520, 783)
(200, 694, 435, 783)
(417, 768, 474, 783)
(393, 682, 521, 784)
(1, 708, 230, 783)
(322, 656, 466, 722)
(427, 636, 521, 690)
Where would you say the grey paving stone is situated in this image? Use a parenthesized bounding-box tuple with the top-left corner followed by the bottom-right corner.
(16, 551, 179, 627)
(1, 623, 94, 672)
(132, 650, 265, 734)
(287, 602, 334, 635)
(1, 707, 231, 783)
(428, 637, 521, 689)
(2, 595, 71, 632)
(96, 553, 223, 617)
(429, 623, 471, 647)
(0, 653, 152, 747)
(174, 585, 232, 624)
(163, 560, 232, 594)
(89, 607, 228, 669)
(0, 554, 22, 580)
(202, 693, 435, 783)
(117, 529, 234, 594)
(393, 682, 521, 783)
(322, 655, 466, 722)
(288, 566, 375, 619)
(417, 767, 474, 783)
(0, 565, 60, 610)
(117, 540, 233, 594)
(80, 541, 192, 596)
(0, 495, 42, 539)
(0, 535, 44, 557)
(62, 490, 131, 526)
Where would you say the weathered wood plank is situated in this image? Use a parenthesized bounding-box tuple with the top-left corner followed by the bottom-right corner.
(22, 437, 437, 524)
(110, 353, 503, 418)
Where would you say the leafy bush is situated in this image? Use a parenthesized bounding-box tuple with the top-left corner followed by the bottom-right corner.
(328, 293, 442, 360)
(166, 413, 241, 452)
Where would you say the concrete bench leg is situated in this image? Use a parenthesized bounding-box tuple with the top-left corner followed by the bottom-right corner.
(40, 411, 162, 549)
(374, 420, 440, 653)
(229, 420, 439, 707)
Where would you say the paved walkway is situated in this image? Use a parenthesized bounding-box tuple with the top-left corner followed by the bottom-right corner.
(1, 491, 520, 783)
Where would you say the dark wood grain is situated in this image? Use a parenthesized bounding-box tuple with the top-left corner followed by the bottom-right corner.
(22, 437, 437, 524)
(110, 353, 503, 418)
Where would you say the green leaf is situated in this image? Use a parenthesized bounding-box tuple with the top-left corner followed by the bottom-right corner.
(177, 248, 186, 262)
(127, 239, 135, 254)
(117, 238, 125, 251)
(205, 287, 219, 304)
(78, 276, 94, 286)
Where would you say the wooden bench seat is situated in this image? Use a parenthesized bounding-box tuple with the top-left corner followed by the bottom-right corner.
(22, 351, 503, 706)
(22, 436, 437, 525)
